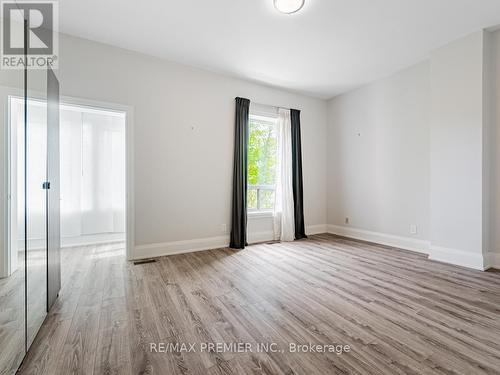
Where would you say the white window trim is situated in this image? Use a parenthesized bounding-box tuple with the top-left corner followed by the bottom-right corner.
(248, 210, 274, 219)
(247, 184, 275, 213)
(249, 103, 279, 119)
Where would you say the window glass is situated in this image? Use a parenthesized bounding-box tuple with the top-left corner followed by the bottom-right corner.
(248, 114, 277, 212)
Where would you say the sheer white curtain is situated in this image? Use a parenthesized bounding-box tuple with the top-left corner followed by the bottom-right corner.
(274, 108, 295, 241)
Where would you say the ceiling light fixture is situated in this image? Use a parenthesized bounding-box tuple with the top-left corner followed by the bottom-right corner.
(274, 0, 305, 14)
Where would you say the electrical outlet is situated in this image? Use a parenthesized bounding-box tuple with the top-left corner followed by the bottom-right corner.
(409, 224, 418, 235)
(221, 224, 227, 233)
(345, 217, 350, 225)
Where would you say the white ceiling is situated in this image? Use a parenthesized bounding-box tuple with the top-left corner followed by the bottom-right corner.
(59, 0, 500, 99)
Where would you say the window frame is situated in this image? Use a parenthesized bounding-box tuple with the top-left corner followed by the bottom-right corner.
(247, 112, 278, 215)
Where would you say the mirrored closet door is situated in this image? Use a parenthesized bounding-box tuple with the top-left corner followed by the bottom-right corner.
(0, 49, 26, 375)
(0, 20, 60, 375)
(25, 68, 49, 350)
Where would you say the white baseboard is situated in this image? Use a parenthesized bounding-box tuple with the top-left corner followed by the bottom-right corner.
(17, 234, 125, 251)
(133, 224, 329, 260)
(247, 231, 274, 244)
(307, 224, 328, 235)
(133, 232, 277, 260)
(327, 224, 430, 255)
(133, 235, 230, 260)
(494, 254, 500, 269)
(326, 224, 492, 271)
(132, 224, 495, 271)
(62, 233, 125, 248)
(246, 225, 328, 245)
(485, 252, 500, 270)
(429, 245, 487, 271)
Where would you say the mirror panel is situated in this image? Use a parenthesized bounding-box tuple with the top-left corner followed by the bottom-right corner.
(46, 68, 60, 311)
(0, 17, 60, 374)
(0, 42, 26, 375)
(25, 69, 48, 349)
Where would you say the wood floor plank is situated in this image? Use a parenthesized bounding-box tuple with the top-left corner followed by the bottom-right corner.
(15, 235, 500, 375)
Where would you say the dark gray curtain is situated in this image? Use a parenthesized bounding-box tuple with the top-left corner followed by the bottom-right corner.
(230, 97, 250, 249)
(291, 109, 307, 240)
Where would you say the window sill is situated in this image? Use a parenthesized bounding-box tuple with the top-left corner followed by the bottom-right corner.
(248, 211, 274, 219)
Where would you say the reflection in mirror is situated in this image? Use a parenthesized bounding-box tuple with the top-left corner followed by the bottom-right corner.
(11, 96, 48, 349)
(0, 91, 26, 373)
(0, 15, 27, 372)
(0, 250, 25, 375)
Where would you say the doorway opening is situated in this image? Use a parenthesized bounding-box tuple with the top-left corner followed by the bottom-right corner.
(8, 98, 127, 272)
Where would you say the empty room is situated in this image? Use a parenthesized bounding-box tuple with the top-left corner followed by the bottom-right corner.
(1, 0, 500, 374)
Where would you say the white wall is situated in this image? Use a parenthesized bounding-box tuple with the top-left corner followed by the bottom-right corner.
(56, 30, 498, 267)
(327, 30, 497, 270)
(55, 34, 327, 257)
(2, 30, 497, 269)
(327, 62, 430, 248)
(483, 30, 495, 267)
(429, 31, 487, 269)
(492, 30, 500, 265)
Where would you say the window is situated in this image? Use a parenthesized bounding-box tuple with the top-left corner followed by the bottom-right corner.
(247, 113, 278, 212)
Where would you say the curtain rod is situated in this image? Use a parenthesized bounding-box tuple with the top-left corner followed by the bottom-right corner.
(253, 101, 302, 112)
(236, 97, 300, 112)
(251, 101, 290, 111)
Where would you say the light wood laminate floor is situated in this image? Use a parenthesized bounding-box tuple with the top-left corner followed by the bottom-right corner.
(17, 234, 500, 375)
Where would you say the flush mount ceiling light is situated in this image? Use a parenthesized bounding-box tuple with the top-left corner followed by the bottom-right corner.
(274, 0, 305, 14)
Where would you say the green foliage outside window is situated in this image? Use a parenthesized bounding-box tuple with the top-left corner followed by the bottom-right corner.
(247, 117, 277, 210)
